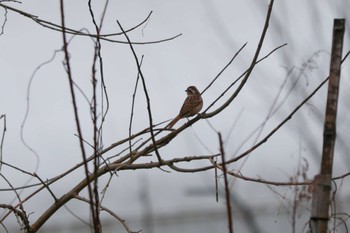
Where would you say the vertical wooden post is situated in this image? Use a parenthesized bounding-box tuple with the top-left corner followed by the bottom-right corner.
(310, 19, 345, 233)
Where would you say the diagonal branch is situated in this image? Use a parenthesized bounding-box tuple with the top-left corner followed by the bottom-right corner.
(201, 42, 247, 95)
(203, 0, 275, 118)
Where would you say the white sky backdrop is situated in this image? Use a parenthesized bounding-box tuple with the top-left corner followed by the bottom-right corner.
(0, 0, 350, 232)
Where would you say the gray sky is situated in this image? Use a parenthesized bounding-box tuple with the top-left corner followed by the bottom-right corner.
(1, 1, 350, 232)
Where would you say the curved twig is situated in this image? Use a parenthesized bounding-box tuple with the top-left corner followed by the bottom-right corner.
(0, 3, 181, 45)
(0, 174, 30, 231)
(202, 0, 275, 118)
(75, 195, 135, 233)
(0, 204, 29, 231)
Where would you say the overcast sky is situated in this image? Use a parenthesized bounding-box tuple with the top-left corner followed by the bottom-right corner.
(1, 1, 350, 232)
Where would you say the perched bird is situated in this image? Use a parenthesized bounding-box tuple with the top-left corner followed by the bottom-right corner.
(167, 86, 203, 129)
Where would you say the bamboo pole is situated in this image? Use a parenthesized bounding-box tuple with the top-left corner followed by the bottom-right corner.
(310, 19, 345, 233)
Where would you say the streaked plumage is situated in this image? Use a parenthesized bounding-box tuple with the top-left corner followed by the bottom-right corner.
(167, 86, 203, 129)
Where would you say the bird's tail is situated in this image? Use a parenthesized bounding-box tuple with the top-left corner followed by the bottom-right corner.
(167, 115, 181, 129)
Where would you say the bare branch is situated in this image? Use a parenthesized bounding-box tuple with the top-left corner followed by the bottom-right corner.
(117, 20, 162, 164)
(0, 173, 30, 231)
(201, 42, 247, 95)
(0, 204, 29, 232)
(0, 3, 181, 45)
(87, 0, 106, 230)
(203, 0, 275, 118)
(227, 170, 312, 186)
(75, 195, 135, 233)
(128, 56, 144, 156)
(0, 7, 7, 36)
(0, 114, 6, 172)
(33, 173, 58, 202)
(28, 153, 217, 231)
(218, 133, 234, 233)
(59, 0, 97, 230)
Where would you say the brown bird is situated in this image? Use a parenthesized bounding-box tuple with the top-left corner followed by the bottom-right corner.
(167, 86, 203, 129)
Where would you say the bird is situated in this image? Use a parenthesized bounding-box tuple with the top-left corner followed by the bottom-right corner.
(167, 86, 203, 129)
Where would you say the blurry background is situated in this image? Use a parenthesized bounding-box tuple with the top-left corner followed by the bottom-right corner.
(0, 0, 350, 232)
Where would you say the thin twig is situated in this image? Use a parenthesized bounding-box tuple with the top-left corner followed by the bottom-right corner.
(75, 195, 134, 233)
(201, 42, 247, 95)
(33, 173, 58, 202)
(117, 20, 162, 164)
(203, 0, 275, 118)
(88, 0, 104, 230)
(0, 114, 6, 172)
(202, 43, 287, 117)
(227, 170, 312, 186)
(0, 204, 29, 231)
(0, 4, 182, 45)
(218, 133, 234, 233)
(0, 173, 30, 231)
(59, 0, 97, 230)
(129, 56, 144, 156)
(214, 157, 219, 202)
(0, 7, 7, 36)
